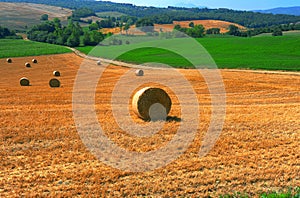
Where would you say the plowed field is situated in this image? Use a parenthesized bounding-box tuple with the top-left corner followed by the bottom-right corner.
(0, 53, 299, 197)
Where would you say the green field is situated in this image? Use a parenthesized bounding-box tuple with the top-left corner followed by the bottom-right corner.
(96, 11, 127, 18)
(77, 33, 300, 71)
(0, 39, 71, 58)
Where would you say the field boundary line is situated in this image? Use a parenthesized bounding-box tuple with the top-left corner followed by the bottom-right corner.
(70, 47, 300, 75)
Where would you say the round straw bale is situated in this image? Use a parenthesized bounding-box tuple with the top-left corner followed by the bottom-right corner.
(20, 77, 30, 86)
(135, 69, 144, 76)
(32, 59, 38, 63)
(132, 87, 172, 121)
(25, 62, 31, 67)
(53, 71, 61, 77)
(6, 58, 12, 63)
(49, 78, 61, 88)
(97, 60, 101, 65)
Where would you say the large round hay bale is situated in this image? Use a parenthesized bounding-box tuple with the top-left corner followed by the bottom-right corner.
(97, 60, 101, 65)
(132, 87, 172, 121)
(53, 71, 61, 77)
(25, 62, 31, 68)
(32, 59, 38, 63)
(135, 69, 144, 76)
(20, 77, 30, 86)
(49, 78, 61, 88)
(6, 58, 12, 63)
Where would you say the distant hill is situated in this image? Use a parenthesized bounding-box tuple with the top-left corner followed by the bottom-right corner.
(255, 6, 300, 16)
(0, 2, 71, 30)
(1, 0, 300, 28)
(173, 2, 199, 8)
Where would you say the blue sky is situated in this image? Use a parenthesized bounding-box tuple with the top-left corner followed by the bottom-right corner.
(108, 0, 300, 10)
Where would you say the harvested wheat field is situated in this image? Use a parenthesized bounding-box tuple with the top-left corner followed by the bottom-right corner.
(0, 53, 299, 197)
(101, 20, 246, 35)
(173, 20, 247, 33)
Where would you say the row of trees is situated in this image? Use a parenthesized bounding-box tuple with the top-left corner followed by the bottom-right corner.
(0, 26, 21, 39)
(27, 18, 105, 47)
(173, 24, 205, 38)
(227, 22, 300, 37)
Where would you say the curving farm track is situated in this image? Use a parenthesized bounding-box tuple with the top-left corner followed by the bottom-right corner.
(0, 53, 299, 196)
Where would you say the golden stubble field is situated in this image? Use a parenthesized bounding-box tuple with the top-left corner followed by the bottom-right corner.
(101, 20, 246, 35)
(0, 53, 299, 197)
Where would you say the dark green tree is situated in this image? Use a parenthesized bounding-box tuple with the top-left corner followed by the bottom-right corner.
(89, 23, 99, 31)
(272, 28, 283, 36)
(67, 33, 80, 47)
(136, 19, 154, 32)
(187, 25, 205, 38)
(40, 14, 49, 21)
(82, 31, 91, 46)
(228, 25, 240, 36)
(206, 28, 220, 34)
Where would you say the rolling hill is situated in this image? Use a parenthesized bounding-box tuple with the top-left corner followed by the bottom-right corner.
(100, 20, 246, 35)
(0, 2, 72, 30)
(1, 0, 300, 28)
(255, 6, 300, 16)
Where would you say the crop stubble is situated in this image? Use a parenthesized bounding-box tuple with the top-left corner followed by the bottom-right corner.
(0, 53, 299, 197)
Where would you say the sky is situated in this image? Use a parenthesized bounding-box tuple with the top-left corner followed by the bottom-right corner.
(108, 0, 300, 10)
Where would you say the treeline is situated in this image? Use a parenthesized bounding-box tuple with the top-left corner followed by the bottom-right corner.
(27, 18, 105, 47)
(226, 22, 300, 37)
(143, 9, 300, 28)
(68, 7, 137, 30)
(0, 26, 22, 39)
(88, 16, 137, 29)
(1, 0, 300, 28)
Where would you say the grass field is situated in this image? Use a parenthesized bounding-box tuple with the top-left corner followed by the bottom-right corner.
(77, 33, 300, 71)
(0, 39, 71, 58)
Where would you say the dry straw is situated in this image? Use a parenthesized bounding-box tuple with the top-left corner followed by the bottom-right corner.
(6, 58, 12, 63)
(135, 69, 144, 76)
(49, 78, 61, 88)
(132, 87, 172, 121)
(53, 71, 61, 77)
(20, 77, 30, 86)
(25, 62, 31, 68)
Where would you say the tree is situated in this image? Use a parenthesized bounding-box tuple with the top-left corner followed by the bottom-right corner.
(272, 28, 283, 36)
(89, 23, 99, 31)
(40, 14, 48, 21)
(174, 24, 182, 30)
(228, 25, 240, 36)
(90, 31, 104, 45)
(67, 33, 80, 47)
(187, 25, 205, 38)
(124, 23, 130, 35)
(83, 31, 91, 45)
(206, 28, 220, 34)
(189, 22, 194, 28)
(136, 19, 154, 32)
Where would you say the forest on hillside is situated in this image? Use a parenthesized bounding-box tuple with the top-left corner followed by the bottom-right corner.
(1, 0, 300, 28)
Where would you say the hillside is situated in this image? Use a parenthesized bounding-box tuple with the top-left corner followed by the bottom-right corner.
(256, 6, 300, 16)
(100, 20, 246, 35)
(0, 2, 72, 30)
(1, 0, 300, 28)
